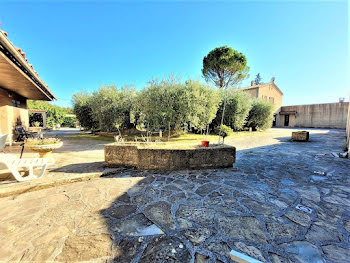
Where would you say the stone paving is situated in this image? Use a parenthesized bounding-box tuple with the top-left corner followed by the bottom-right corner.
(0, 128, 349, 262)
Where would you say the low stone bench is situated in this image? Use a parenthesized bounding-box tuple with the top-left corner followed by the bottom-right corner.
(105, 142, 236, 170)
(292, 131, 309, 142)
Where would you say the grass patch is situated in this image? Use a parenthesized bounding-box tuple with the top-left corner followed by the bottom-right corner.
(170, 130, 267, 142)
(68, 130, 268, 143)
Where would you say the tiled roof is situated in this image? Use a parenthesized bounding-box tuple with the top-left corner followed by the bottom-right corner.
(1, 30, 40, 77)
(239, 82, 283, 95)
(0, 29, 56, 100)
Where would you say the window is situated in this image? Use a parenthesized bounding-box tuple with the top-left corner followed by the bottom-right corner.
(12, 100, 20, 108)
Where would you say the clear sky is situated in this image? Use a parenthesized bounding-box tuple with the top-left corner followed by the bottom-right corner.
(0, 1, 348, 107)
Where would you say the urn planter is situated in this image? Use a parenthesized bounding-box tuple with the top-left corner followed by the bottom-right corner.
(26, 141, 63, 158)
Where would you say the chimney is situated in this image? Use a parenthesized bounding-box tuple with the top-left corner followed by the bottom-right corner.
(339, 97, 345, 103)
(251, 81, 255, 86)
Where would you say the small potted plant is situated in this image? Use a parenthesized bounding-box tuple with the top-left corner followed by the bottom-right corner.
(26, 137, 63, 158)
(218, 124, 233, 144)
(201, 140, 210, 147)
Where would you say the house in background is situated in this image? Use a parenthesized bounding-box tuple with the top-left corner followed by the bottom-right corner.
(0, 30, 56, 143)
(240, 78, 283, 126)
(241, 78, 349, 129)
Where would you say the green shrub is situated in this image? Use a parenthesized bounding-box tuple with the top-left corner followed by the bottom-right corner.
(62, 116, 76, 128)
(218, 124, 233, 136)
(72, 92, 98, 131)
(213, 89, 252, 131)
(246, 99, 274, 130)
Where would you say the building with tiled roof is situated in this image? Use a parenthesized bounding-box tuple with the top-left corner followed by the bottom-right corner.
(0, 30, 56, 142)
(240, 78, 283, 126)
(240, 78, 348, 129)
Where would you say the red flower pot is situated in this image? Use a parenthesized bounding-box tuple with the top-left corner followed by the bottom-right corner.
(201, 141, 209, 147)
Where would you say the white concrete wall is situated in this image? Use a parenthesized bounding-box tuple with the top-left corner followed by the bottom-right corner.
(278, 102, 349, 129)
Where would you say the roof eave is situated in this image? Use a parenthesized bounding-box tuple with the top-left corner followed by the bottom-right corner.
(271, 82, 283, 96)
(0, 31, 56, 100)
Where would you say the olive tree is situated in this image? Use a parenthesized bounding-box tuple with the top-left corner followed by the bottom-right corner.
(136, 77, 221, 132)
(73, 85, 137, 132)
(89, 85, 137, 132)
(136, 76, 188, 131)
(185, 80, 221, 132)
(72, 92, 99, 131)
(116, 85, 138, 129)
(213, 90, 252, 131)
(246, 99, 274, 130)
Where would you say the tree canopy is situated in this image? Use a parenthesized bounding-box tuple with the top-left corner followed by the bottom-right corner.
(246, 99, 274, 130)
(213, 90, 252, 131)
(72, 77, 274, 133)
(135, 77, 220, 132)
(72, 91, 98, 131)
(202, 46, 249, 88)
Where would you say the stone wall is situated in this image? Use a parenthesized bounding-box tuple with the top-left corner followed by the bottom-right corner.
(105, 143, 236, 170)
(241, 84, 283, 113)
(278, 102, 349, 129)
(258, 84, 283, 113)
(105, 144, 139, 167)
(241, 83, 283, 126)
(241, 87, 258, 99)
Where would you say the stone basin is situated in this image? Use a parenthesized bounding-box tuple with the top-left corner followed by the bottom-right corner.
(26, 141, 64, 158)
(292, 131, 309, 142)
(104, 142, 236, 170)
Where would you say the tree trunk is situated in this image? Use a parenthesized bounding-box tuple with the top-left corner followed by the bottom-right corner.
(168, 122, 171, 142)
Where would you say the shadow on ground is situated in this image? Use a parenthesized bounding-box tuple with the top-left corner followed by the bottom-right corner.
(50, 161, 106, 174)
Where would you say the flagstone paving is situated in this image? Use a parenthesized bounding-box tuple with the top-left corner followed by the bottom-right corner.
(0, 129, 349, 262)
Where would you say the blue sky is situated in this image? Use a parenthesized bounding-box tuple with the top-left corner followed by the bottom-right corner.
(0, 1, 348, 107)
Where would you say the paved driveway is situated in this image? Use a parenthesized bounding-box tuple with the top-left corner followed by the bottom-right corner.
(0, 128, 349, 262)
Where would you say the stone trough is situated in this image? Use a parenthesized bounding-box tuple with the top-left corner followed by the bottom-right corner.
(104, 142, 236, 170)
(292, 131, 309, 142)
